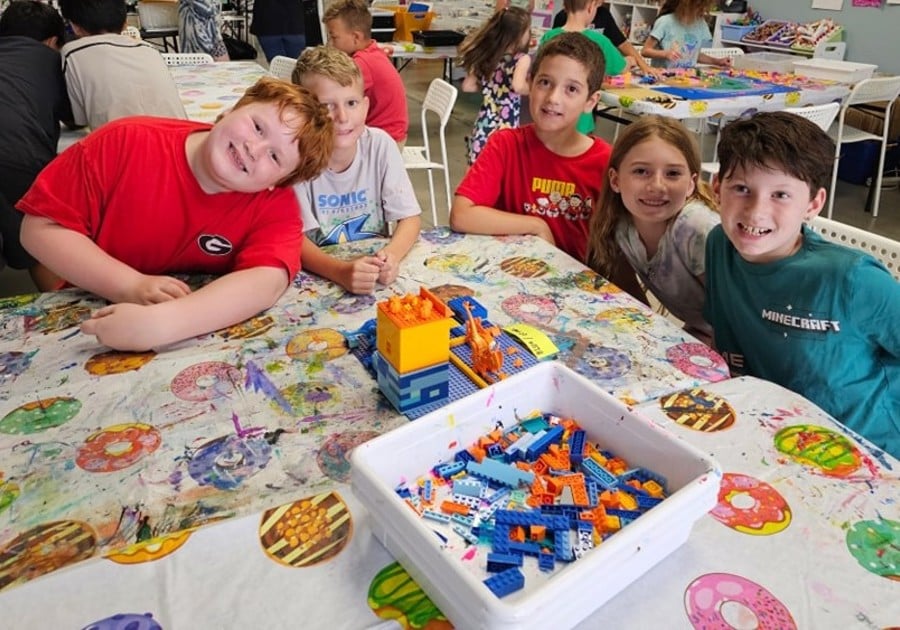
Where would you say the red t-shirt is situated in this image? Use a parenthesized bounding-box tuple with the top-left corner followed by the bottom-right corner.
(18, 117, 302, 279)
(455, 125, 611, 263)
(354, 41, 409, 142)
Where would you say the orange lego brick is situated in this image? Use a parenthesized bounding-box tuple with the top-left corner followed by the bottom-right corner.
(530, 525, 546, 541)
(643, 480, 665, 498)
(440, 500, 471, 516)
(510, 526, 526, 543)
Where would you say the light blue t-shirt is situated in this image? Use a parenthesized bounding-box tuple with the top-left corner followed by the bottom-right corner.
(649, 13, 712, 69)
(704, 225, 900, 458)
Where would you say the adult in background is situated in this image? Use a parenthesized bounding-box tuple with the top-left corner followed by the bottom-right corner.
(0, 0, 75, 283)
(251, 0, 305, 63)
(178, 0, 229, 61)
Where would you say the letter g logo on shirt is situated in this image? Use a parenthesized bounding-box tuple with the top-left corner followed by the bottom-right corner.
(198, 234, 233, 256)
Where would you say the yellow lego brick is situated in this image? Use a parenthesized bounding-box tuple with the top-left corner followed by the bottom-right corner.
(376, 287, 452, 373)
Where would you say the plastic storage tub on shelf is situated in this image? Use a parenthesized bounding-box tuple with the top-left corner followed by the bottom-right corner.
(720, 23, 755, 42)
(733, 52, 797, 74)
(793, 58, 877, 84)
(351, 361, 722, 630)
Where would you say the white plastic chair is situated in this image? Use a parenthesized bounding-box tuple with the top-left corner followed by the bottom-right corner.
(161, 52, 214, 66)
(137, 1, 179, 52)
(402, 78, 458, 228)
(701, 102, 842, 182)
(700, 46, 745, 62)
(826, 76, 900, 219)
(809, 216, 900, 280)
(269, 55, 297, 81)
(121, 25, 142, 40)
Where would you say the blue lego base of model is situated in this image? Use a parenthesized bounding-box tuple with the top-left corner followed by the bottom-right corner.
(373, 350, 449, 413)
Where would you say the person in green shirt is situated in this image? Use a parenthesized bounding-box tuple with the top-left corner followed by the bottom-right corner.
(539, 0, 628, 134)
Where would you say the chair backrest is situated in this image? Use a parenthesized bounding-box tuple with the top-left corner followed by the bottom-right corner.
(700, 47, 744, 59)
(784, 102, 840, 132)
(137, 1, 179, 31)
(845, 76, 900, 108)
(420, 78, 459, 158)
(269, 55, 297, 81)
(121, 25, 142, 40)
(809, 216, 900, 280)
(161, 52, 214, 66)
(813, 41, 846, 60)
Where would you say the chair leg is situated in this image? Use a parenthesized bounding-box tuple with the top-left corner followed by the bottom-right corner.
(870, 138, 890, 218)
(441, 168, 452, 228)
(426, 169, 438, 228)
(828, 146, 840, 219)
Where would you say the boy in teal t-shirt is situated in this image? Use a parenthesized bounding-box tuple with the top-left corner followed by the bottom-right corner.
(705, 111, 900, 458)
(539, 0, 627, 134)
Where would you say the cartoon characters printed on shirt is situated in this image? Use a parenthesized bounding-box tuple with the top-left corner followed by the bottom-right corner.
(522, 177, 592, 222)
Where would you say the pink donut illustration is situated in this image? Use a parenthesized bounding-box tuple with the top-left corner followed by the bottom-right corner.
(500, 293, 559, 325)
(685, 572, 796, 629)
(170, 361, 242, 402)
(666, 342, 729, 381)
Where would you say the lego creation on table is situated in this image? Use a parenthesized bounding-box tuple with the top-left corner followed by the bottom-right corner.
(346, 289, 542, 419)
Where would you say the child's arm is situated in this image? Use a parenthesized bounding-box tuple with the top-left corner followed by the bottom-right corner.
(462, 74, 480, 92)
(640, 37, 679, 62)
(450, 195, 555, 245)
(300, 234, 383, 295)
(376, 215, 421, 285)
(80, 267, 289, 351)
(698, 52, 732, 67)
(21, 216, 191, 303)
(511, 55, 532, 95)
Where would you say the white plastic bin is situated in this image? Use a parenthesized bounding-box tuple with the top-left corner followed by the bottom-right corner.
(793, 58, 878, 83)
(733, 52, 797, 74)
(351, 361, 721, 630)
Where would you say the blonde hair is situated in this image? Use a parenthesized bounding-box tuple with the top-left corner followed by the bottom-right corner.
(457, 7, 531, 82)
(232, 76, 335, 186)
(292, 44, 361, 88)
(322, 0, 372, 37)
(586, 116, 716, 276)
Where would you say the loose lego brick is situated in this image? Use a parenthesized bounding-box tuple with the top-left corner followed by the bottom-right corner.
(434, 460, 466, 479)
(525, 425, 565, 460)
(483, 567, 525, 598)
(453, 525, 479, 546)
(467, 457, 534, 488)
(440, 500, 471, 516)
(452, 477, 484, 497)
(450, 513, 475, 528)
(582, 459, 619, 489)
(422, 509, 451, 524)
(421, 478, 434, 503)
(569, 429, 587, 466)
(538, 551, 556, 572)
(494, 510, 568, 531)
(486, 552, 524, 572)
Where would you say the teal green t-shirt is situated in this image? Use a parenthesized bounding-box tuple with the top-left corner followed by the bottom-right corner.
(538, 27, 627, 134)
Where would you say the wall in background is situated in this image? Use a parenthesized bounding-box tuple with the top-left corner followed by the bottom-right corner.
(748, 1, 898, 74)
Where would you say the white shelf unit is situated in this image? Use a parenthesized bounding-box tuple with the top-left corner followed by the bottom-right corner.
(608, 0, 660, 45)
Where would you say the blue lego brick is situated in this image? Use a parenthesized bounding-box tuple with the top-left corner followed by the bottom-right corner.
(538, 552, 556, 572)
(619, 467, 669, 493)
(374, 351, 450, 413)
(569, 430, 586, 466)
(524, 425, 565, 460)
(454, 449, 476, 465)
(421, 478, 434, 502)
(453, 477, 484, 497)
(453, 525, 479, 546)
(493, 510, 569, 531)
(447, 295, 488, 322)
(486, 552, 524, 572)
(450, 513, 475, 528)
(467, 458, 534, 488)
(405, 357, 480, 420)
(422, 509, 450, 524)
(486, 443, 504, 459)
(554, 529, 574, 562)
(507, 541, 544, 556)
(492, 523, 511, 553)
(520, 415, 549, 433)
(483, 567, 525, 598)
(636, 494, 664, 509)
(586, 478, 600, 507)
(582, 459, 619, 489)
(485, 487, 510, 506)
(434, 460, 466, 479)
(607, 508, 643, 525)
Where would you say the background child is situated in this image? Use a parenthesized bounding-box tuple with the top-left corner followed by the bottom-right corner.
(539, 0, 627, 135)
(0, 0, 75, 282)
(457, 6, 532, 165)
(451, 32, 610, 263)
(292, 46, 421, 295)
(587, 115, 719, 341)
(323, 0, 408, 145)
(58, 0, 186, 130)
(17, 77, 334, 352)
(178, 0, 229, 61)
(641, 0, 730, 69)
(706, 111, 899, 458)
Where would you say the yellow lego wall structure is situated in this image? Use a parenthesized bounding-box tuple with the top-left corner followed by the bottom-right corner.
(376, 287, 452, 373)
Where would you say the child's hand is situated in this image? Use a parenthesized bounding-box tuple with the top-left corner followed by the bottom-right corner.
(81, 303, 163, 351)
(126, 275, 191, 304)
(375, 249, 400, 286)
(340, 256, 384, 295)
(716, 57, 733, 67)
(665, 47, 682, 62)
(530, 217, 556, 247)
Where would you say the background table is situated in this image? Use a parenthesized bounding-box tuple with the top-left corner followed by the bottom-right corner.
(602, 68, 850, 120)
(170, 60, 268, 123)
(0, 231, 730, 605)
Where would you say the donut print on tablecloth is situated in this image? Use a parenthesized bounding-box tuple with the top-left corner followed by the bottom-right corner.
(368, 561, 452, 629)
(845, 518, 900, 580)
(0, 477, 20, 515)
(285, 328, 349, 362)
(499, 256, 551, 279)
(666, 342, 729, 381)
(424, 253, 477, 275)
(317, 431, 380, 483)
(0, 397, 82, 434)
(84, 350, 156, 376)
(774, 425, 862, 477)
(659, 388, 737, 432)
(684, 572, 796, 630)
(332, 293, 377, 315)
(500, 293, 559, 326)
(710, 473, 792, 535)
(104, 529, 194, 565)
(80, 612, 162, 630)
(594, 306, 652, 330)
(187, 434, 272, 490)
(574, 344, 631, 381)
(428, 284, 474, 304)
(218, 314, 276, 340)
(76, 423, 162, 473)
(0, 520, 97, 591)
(259, 492, 353, 568)
(572, 270, 624, 295)
(420, 227, 464, 245)
(0, 351, 35, 379)
(170, 361, 242, 402)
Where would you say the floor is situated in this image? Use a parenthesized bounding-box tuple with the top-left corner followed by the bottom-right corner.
(2, 57, 898, 298)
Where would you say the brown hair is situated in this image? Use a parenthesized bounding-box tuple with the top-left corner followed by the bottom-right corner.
(656, 0, 709, 25)
(717, 111, 835, 197)
(292, 44, 361, 88)
(586, 116, 716, 276)
(322, 0, 372, 38)
(457, 7, 531, 83)
(232, 76, 334, 186)
(563, 0, 594, 14)
(532, 31, 605, 94)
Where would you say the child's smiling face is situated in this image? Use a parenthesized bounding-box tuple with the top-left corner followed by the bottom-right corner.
(528, 54, 599, 135)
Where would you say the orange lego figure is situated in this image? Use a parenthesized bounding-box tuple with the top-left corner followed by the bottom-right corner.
(463, 300, 505, 380)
